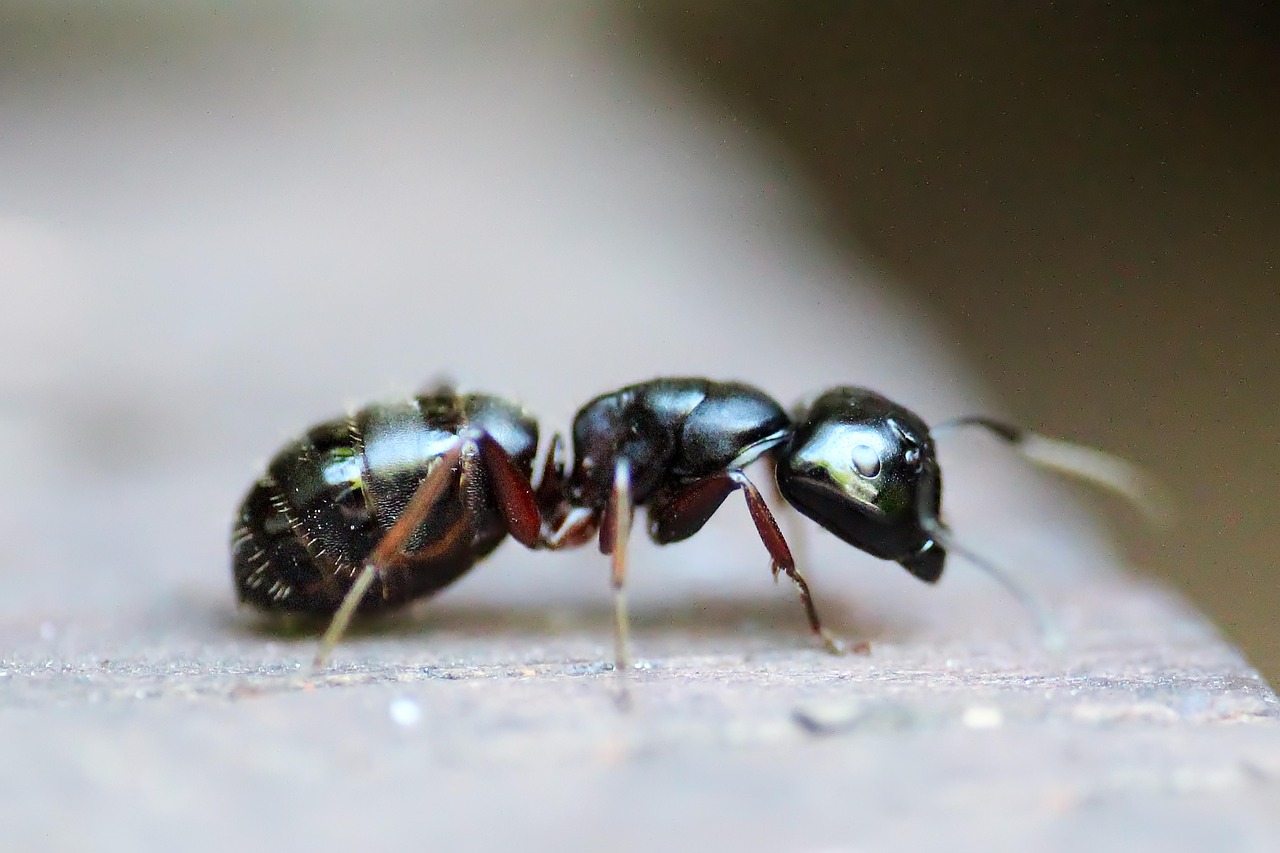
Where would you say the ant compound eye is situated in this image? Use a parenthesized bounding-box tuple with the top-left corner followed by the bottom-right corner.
(850, 444, 882, 478)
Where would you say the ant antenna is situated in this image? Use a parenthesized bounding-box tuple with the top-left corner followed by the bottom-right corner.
(933, 417, 1172, 528)
(919, 514, 1066, 651)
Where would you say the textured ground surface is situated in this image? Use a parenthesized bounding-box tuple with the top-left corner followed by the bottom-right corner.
(5, 569, 1278, 852)
(3, 5, 1277, 851)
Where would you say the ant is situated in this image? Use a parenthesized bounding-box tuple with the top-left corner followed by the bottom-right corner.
(231, 378, 1160, 675)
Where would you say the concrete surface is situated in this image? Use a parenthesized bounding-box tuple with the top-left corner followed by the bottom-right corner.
(5, 566, 1278, 852)
(2, 5, 1277, 852)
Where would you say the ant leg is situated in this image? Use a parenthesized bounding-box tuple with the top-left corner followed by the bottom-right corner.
(312, 437, 465, 670)
(543, 507, 598, 549)
(933, 416, 1171, 526)
(732, 472, 847, 655)
(599, 459, 635, 679)
(533, 433, 599, 550)
(648, 470, 847, 655)
(472, 432, 540, 547)
(767, 459, 810, 576)
(534, 433, 567, 517)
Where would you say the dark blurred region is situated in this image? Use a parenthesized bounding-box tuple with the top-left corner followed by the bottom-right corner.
(631, 3, 1280, 678)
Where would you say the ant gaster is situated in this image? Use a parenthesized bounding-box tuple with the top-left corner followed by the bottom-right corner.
(231, 378, 1159, 672)
(231, 389, 543, 661)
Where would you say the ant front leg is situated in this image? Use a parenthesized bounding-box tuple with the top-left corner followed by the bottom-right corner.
(648, 470, 851, 656)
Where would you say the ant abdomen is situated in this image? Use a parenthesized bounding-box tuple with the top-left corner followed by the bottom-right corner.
(232, 392, 539, 617)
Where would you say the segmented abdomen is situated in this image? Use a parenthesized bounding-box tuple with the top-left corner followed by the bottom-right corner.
(231, 393, 537, 614)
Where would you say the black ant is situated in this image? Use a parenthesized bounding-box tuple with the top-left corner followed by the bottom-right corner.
(231, 378, 1160, 674)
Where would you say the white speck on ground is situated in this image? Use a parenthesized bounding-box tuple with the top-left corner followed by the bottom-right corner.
(389, 696, 422, 728)
(962, 706, 1005, 730)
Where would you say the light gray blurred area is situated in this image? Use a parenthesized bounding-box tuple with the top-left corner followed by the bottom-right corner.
(2, 4, 1278, 851)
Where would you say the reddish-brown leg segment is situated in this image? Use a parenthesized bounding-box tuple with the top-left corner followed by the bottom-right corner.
(648, 469, 848, 655)
(313, 438, 466, 668)
(533, 433, 568, 524)
(313, 431, 542, 669)
(542, 508, 599, 550)
(767, 461, 811, 577)
(473, 431, 540, 547)
(534, 433, 602, 550)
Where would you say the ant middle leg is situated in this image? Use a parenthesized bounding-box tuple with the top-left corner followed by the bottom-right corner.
(598, 458, 635, 678)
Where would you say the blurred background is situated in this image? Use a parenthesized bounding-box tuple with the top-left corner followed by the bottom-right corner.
(1, 1, 1275, 681)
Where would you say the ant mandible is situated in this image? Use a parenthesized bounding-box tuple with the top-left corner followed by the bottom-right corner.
(230, 378, 1159, 672)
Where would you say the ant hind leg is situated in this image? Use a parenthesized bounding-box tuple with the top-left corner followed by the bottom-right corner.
(312, 438, 466, 670)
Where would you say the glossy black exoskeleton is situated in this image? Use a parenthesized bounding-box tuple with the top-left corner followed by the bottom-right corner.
(237, 377, 1152, 674)
(776, 387, 946, 583)
(538, 377, 1156, 672)
(539, 378, 952, 666)
(535, 378, 835, 664)
(232, 389, 542, 662)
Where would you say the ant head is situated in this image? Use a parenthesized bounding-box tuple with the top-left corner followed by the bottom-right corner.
(776, 387, 946, 582)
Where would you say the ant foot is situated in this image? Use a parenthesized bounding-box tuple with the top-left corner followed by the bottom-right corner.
(818, 631, 848, 656)
(817, 632, 871, 656)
